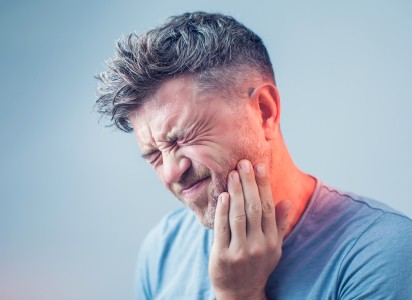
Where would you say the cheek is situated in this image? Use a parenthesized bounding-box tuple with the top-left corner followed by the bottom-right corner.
(182, 144, 236, 173)
(154, 168, 168, 188)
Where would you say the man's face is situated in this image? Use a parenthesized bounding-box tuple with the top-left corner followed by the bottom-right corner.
(129, 76, 271, 228)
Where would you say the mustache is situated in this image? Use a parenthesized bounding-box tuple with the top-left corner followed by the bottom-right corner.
(172, 167, 211, 193)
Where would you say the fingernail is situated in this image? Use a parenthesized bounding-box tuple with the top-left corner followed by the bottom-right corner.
(230, 171, 239, 183)
(256, 164, 266, 176)
(221, 193, 228, 205)
(239, 160, 250, 172)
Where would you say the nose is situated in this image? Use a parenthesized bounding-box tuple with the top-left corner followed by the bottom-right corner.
(161, 151, 191, 186)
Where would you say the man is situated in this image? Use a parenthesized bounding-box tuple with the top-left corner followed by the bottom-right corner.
(95, 12, 412, 299)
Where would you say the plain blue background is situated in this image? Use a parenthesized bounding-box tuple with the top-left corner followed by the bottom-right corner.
(1, 1, 411, 299)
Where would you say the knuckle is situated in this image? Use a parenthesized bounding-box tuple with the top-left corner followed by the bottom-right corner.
(232, 212, 246, 222)
(248, 246, 264, 258)
(279, 223, 288, 233)
(277, 218, 289, 232)
(217, 224, 228, 234)
(266, 238, 277, 250)
(247, 202, 261, 214)
(230, 251, 247, 265)
(262, 201, 274, 213)
(217, 252, 230, 264)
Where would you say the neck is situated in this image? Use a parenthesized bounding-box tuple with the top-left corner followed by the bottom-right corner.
(269, 136, 316, 237)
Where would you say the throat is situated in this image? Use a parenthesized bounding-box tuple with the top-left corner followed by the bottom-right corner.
(282, 174, 317, 238)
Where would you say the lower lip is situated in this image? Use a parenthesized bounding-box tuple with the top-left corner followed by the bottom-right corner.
(182, 177, 210, 197)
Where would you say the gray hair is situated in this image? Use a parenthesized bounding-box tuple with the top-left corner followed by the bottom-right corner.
(95, 11, 275, 132)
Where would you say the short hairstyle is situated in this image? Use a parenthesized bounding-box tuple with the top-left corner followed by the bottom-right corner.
(95, 11, 275, 132)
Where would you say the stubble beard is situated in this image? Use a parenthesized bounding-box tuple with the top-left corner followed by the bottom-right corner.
(198, 176, 227, 229)
(183, 143, 271, 230)
(177, 173, 227, 229)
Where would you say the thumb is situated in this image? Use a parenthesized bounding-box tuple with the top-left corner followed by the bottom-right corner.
(275, 199, 291, 241)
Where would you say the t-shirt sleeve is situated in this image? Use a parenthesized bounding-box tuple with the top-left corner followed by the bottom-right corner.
(337, 212, 412, 299)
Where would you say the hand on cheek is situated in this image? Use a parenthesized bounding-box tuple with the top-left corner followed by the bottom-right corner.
(209, 160, 291, 300)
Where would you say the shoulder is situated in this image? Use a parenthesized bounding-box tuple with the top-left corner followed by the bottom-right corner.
(269, 180, 412, 299)
(316, 184, 412, 299)
(336, 212, 412, 299)
(316, 182, 412, 262)
(317, 182, 406, 216)
(319, 183, 407, 215)
(314, 182, 410, 232)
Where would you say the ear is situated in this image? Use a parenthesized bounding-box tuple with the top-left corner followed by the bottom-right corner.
(250, 84, 281, 141)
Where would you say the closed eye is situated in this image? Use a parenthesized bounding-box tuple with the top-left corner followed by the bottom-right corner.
(141, 138, 180, 166)
(149, 153, 162, 166)
(141, 150, 161, 164)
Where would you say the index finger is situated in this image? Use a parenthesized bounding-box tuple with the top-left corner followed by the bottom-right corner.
(213, 192, 230, 250)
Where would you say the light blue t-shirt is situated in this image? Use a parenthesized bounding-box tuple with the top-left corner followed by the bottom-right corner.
(135, 180, 412, 299)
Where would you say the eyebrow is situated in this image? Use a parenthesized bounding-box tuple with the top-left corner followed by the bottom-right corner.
(166, 129, 185, 142)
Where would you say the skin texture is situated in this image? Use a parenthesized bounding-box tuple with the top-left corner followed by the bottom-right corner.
(129, 74, 316, 299)
(129, 75, 272, 228)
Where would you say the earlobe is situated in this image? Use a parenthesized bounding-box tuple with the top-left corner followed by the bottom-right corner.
(252, 84, 281, 141)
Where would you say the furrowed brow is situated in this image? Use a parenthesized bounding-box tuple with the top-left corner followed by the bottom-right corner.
(166, 129, 185, 143)
(140, 129, 185, 160)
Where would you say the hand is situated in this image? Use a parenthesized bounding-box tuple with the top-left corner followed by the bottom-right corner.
(209, 159, 291, 300)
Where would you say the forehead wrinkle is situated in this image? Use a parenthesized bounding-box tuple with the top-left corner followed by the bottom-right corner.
(135, 123, 156, 155)
(138, 75, 203, 145)
(132, 107, 163, 152)
(154, 110, 183, 142)
(156, 98, 196, 141)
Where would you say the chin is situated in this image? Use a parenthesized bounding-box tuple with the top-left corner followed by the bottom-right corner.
(192, 199, 217, 229)
(181, 180, 222, 229)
